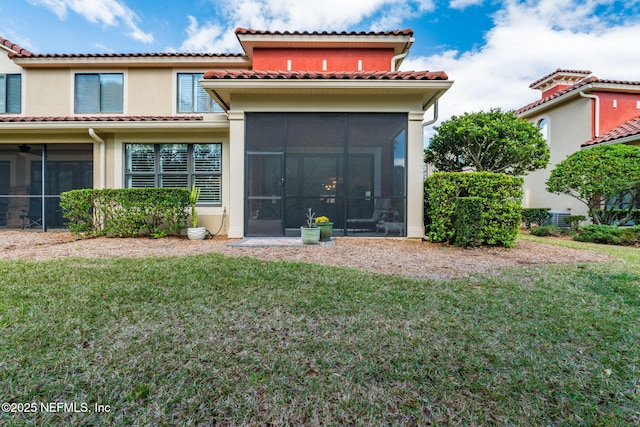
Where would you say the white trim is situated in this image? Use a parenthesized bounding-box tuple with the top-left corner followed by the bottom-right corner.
(70, 69, 128, 116)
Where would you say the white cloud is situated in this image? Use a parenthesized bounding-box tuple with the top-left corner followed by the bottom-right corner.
(449, 0, 484, 10)
(177, 0, 435, 52)
(28, 0, 153, 43)
(402, 0, 640, 127)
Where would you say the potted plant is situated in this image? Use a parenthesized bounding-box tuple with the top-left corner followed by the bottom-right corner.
(315, 215, 333, 242)
(300, 208, 320, 245)
(187, 184, 207, 240)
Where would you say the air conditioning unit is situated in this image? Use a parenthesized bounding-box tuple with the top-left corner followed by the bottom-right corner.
(544, 211, 572, 228)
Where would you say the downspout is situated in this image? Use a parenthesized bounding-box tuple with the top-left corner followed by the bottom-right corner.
(88, 128, 106, 189)
(390, 52, 408, 72)
(580, 89, 600, 138)
(422, 100, 439, 127)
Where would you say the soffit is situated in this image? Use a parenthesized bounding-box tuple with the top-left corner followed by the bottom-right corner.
(201, 70, 453, 111)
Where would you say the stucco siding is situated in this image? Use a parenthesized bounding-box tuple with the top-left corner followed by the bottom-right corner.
(523, 98, 592, 217)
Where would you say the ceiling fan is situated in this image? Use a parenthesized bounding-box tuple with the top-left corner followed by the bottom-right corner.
(17, 144, 42, 159)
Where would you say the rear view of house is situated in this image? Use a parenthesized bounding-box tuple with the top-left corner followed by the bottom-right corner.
(0, 29, 452, 237)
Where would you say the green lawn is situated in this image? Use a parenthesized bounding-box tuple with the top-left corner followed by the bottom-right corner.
(1, 239, 638, 426)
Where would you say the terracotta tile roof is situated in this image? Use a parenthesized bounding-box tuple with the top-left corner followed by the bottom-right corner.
(0, 115, 203, 123)
(203, 69, 448, 80)
(529, 68, 592, 88)
(517, 77, 597, 114)
(582, 117, 640, 147)
(517, 77, 640, 115)
(0, 36, 32, 56)
(8, 51, 243, 59)
(235, 27, 413, 37)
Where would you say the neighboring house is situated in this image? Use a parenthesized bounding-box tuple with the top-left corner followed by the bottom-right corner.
(0, 29, 452, 237)
(516, 69, 640, 222)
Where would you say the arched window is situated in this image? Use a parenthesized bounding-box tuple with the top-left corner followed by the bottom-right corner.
(537, 118, 549, 143)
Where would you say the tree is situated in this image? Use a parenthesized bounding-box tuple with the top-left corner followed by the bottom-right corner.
(424, 108, 550, 175)
(546, 144, 640, 225)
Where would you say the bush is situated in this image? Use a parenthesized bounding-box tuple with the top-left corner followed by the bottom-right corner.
(61, 188, 190, 237)
(521, 208, 551, 229)
(425, 172, 523, 247)
(453, 197, 484, 248)
(530, 225, 562, 237)
(565, 215, 586, 231)
(574, 224, 640, 246)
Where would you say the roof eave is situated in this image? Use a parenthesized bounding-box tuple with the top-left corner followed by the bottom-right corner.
(201, 78, 453, 112)
(11, 56, 251, 69)
(237, 33, 415, 60)
(582, 134, 640, 148)
(0, 117, 230, 132)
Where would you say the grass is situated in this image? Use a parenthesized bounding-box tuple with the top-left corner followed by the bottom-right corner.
(1, 239, 639, 426)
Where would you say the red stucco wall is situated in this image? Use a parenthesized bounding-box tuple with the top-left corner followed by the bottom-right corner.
(252, 48, 395, 71)
(595, 91, 640, 135)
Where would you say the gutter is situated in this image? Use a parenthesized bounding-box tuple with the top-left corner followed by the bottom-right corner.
(579, 87, 600, 137)
(88, 128, 106, 189)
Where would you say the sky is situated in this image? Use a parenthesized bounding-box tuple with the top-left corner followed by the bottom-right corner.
(2, 0, 640, 126)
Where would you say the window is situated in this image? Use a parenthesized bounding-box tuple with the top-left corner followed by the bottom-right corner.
(177, 73, 223, 113)
(75, 73, 123, 113)
(537, 118, 549, 142)
(0, 74, 21, 113)
(125, 143, 222, 204)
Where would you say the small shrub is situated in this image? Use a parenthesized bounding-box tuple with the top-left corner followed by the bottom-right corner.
(530, 225, 562, 237)
(454, 197, 484, 248)
(565, 215, 586, 231)
(521, 208, 551, 229)
(574, 224, 640, 246)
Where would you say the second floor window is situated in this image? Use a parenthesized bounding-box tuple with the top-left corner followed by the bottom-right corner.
(75, 73, 123, 113)
(0, 74, 21, 113)
(177, 73, 223, 113)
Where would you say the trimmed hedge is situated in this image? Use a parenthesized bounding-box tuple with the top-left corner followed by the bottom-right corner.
(60, 188, 190, 237)
(453, 197, 484, 248)
(425, 172, 523, 247)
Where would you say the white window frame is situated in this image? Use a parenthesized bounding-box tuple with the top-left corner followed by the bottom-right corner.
(175, 72, 223, 114)
(124, 143, 222, 205)
(73, 71, 126, 115)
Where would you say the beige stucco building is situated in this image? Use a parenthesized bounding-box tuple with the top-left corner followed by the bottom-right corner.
(0, 29, 452, 237)
(517, 69, 640, 223)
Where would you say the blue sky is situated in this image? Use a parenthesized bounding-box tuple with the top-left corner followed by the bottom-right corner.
(2, 0, 640, 123)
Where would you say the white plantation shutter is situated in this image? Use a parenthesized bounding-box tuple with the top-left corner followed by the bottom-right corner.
(75, 74, 122, 113)
(195, 175, 221, 203)
(125, 144, 155, 187)
(75, 74, 99, 113)
(193, 144, 221, 173)
(194, 73, 211, 112)
(6, 75, 21, 113)
(160, 144, 188, 172)
(100, 74, 123, 113)
(177, 74, 194, 113)
(125, 143, 222, 204)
